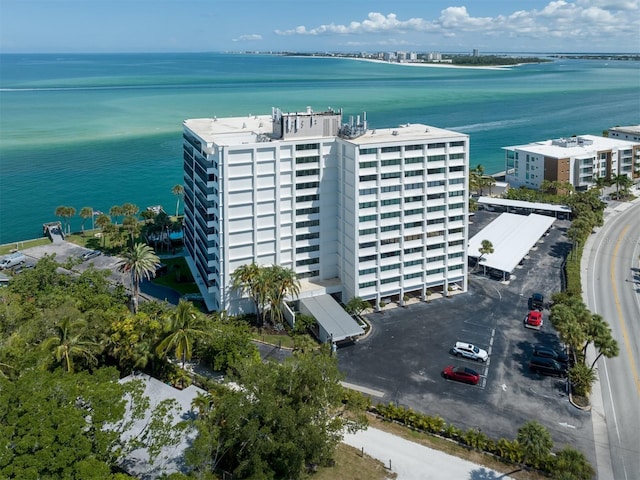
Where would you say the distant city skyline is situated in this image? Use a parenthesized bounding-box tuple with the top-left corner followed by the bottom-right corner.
(1, 0, 639, 54)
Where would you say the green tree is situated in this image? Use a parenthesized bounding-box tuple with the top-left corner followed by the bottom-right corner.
(41, 304, 99, 372)
(121, 202, 139, 217)
(231, 262, 268, 325)
(199, 313, 260, 373)
(612, 173, 632, 198)
(0, 367, 183, 479)
(345, 296, 371, 317)
(568, 361, 597, 397)
(517, 420, 553, 469)
(552, 445, 595, 480)
(79, 206, 94, 235)
(110, 204, 124, 225)
(156, 299, 209, 369)
(186, 349, 367, 479)
(172, 184, 184, 217)
(478, 239, 494, 260)
(122, 215, 141, 247)
(266, 264, 300, 327)
(55, 205, 76, 235)
(117, 243, 160, 313)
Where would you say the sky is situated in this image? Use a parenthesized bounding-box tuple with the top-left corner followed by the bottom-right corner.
(1, 0, 639, 54)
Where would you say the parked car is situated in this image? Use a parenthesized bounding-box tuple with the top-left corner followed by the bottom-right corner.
(452, 342, 489, 362)
(533, 345, 569, 365)
(529, 355, 567, 377)
(442, 365, 480, 385)
(0, 252, 26, 270)
(530, 293, 544, 310)
(81, 250, 101, 261)
(525, 310, 543, 330)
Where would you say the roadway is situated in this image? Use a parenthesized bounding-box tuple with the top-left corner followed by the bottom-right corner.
(582, 199, 640, 480)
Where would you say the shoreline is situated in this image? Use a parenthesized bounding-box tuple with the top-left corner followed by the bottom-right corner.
(296, 55, 528, 71)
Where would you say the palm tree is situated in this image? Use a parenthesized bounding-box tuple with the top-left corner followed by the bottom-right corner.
(109, 205, 124, 225)
(266, 265, 300, 327)
(54, 206, 76, 235)
(612, 173, 632, 198)
(156, 299, 209, 369)
(79, 207, 93, 235)
(117, 243, 160, 313)
(517, 420, 553, 469)
(121, 203, 139, 217)
(122, 215, 141, 247)
(231, 262, 265, 324)
(41, 307, 98, 373)
(172, 184, 184, 217)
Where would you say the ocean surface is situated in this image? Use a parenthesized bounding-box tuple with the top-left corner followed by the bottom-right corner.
(1, 53, 638, 245)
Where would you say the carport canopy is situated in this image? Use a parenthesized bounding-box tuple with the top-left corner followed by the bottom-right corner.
(469, 213, 556, 273)
(299, 295, 364, 343)
(478, 196, 571, 216)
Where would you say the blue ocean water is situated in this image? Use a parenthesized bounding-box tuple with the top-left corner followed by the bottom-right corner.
(1, 53, 639, 244)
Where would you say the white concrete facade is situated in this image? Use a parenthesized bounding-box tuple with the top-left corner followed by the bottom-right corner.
(504, 134, 640, 191)
(182, 107, 469, 313)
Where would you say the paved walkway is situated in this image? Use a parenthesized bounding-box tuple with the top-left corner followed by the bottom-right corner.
(343, 427, 514, 480)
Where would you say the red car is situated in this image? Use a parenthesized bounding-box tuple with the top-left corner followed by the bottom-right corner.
(442, 366, 480, 385)
(525, 310, 543, 330)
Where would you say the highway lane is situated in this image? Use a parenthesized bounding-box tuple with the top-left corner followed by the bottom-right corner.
(584, 201, 640, 480)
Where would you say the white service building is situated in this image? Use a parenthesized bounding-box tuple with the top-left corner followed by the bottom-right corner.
(182, 107, 469, 314)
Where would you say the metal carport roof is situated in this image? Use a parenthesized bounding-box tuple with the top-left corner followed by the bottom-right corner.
(468, 213, 556, 273)
(478, 196, 572, 215)
(299, 295, 364, 343)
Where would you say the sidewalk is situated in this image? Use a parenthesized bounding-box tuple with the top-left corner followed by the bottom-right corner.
(343, 427, 514, 480)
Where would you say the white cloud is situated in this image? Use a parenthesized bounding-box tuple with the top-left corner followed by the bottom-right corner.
(232, 34, 262, 42)
(273, 1, 640, 47)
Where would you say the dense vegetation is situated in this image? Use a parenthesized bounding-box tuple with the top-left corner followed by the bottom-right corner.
(0, 254, 367, 479)
(443, 54, 551, 66)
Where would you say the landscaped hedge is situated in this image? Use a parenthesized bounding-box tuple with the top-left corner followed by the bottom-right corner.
(372, 402, 593, 478)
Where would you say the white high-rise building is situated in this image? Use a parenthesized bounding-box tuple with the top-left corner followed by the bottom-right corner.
(182, 107, 469, 313)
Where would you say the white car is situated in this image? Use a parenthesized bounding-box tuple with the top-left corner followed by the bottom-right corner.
(452, 342, 488, 362)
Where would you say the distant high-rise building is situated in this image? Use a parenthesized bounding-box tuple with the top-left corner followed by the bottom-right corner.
(472, 49, 479, 57)
(182, 107, 469, 313)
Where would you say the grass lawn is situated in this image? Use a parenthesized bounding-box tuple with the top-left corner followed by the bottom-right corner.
(0, 237, 51, 255)
(310, 443, 395, 480)
(151, 257, 201, 296)
(252, 329, 296, 349)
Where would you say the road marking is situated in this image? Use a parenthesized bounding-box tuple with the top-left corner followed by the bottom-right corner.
(340, 382, 385, 398)
(558, 422, 576, 429)
(610, 225, 640, 394)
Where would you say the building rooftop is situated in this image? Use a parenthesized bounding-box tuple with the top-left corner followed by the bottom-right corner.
(609, 125, 640, 135)
(503, 134, 638, 158)
(184, 108, 466, 146)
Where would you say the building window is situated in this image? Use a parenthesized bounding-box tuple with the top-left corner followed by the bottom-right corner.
(404, 272, 423, 280)
(296, 194, 319, 202)
(359, 201, 378, 209)
(359, 147, 377, 155)
(359, 267, 377, 275)
(405, 157, 423, 164)
(359, 161, 377, 168)
(359, 228, 377, 236)
(381, 172, 401, 179)
(381, 276, 400, 284)
(296, 169, 319, 177)
(296, 143, 319, 151)
(296, 257, 320, 266)
(428, 143, 446, 149)
(381, 146, 401, 153)
(405, 144, 423, 151)
(360, 174, 377, 182)
(359, 214, 377, 222)
(381, 211, 400, 219)
(359, 254, 377, 262)
(296, 245, 320, 254)
(404, 170, 424, 177)
(296, 156, 320, 164)
(381, 159, 401, 166)
(450, 141, 465, 147)
(382, 198, 401, 206)
(296, 181, 319, 190)
(381, 185, 401, 193)
(359, 281, 377, 288)
(296, 232, 320, 241)
(360, 241, 377, 248)
(428, 154, 446, 162)
(296, 207, 320, 215)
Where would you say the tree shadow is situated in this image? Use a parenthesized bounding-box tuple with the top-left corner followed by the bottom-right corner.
(469, 467, 521, 479)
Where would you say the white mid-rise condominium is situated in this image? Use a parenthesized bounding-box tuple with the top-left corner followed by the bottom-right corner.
(182, 107, 469, 313)
(504, 134, 640, 191)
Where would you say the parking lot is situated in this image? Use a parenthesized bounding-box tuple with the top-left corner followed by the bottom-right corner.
(337, 209, 596, 466)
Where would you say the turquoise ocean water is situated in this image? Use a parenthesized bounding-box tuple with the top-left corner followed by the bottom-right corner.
(1, 53, 638, 245)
